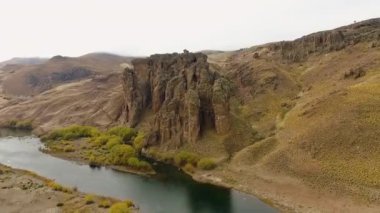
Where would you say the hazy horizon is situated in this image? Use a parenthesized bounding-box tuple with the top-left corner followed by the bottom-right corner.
(0, 0, 379, 61)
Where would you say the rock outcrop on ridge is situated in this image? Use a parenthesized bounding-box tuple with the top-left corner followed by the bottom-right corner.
(122, 51, 231, 146)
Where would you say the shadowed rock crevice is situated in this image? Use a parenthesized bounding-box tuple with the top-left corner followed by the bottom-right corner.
(122, 51, 231, 146)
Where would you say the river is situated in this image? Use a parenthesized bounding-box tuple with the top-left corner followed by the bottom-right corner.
(0, 129, 277, 213)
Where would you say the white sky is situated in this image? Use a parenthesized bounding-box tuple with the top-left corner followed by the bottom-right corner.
(0, 0, 379, 61)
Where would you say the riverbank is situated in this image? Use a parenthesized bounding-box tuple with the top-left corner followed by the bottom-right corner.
(40, 125, 156, 176)
(189, 165, 380, 213)
(0, 164, 137, 213)
(37, 128, 380, 213)
(44, 149, 156, 177)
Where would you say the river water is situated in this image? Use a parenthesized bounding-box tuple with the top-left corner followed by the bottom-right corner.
(0, 129, 277, 213)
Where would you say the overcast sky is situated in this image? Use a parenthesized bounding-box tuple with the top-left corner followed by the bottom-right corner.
(0, 0, 379, 61)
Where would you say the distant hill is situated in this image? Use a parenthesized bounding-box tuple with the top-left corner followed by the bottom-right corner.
(0, 57, 47, 69)
(0, 53, 134, 96)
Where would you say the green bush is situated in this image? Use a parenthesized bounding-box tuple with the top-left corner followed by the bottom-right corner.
(47, 125, 100, 141)
(147, 148, 174, 163)
(197, 158, 217, 170)
(89, 154, 101, 167)
(109, 144, 136, 165)
(99, 199, 111, 208)
(109, 200, 134, 213)
(183, 163, 195, 173)
(91, 134, 110, 147)
(127, 157, 140, 167)
(47, 181, 73, 193)
(127, 157, 152, 171)
(107, 126, 137, 143)
(133, 132, 145, 151)
(104, 136, 122, 149)
(84, 194, 95, 204)
(136, 160, 152, 171)
(174, 151, 200, 166)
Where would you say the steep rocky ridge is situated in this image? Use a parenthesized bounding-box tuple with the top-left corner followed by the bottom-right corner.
(122, 52, 231, 147)
(273, 18, 380, 62)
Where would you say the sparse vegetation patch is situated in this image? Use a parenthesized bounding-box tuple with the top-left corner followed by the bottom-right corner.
(43, 125, 154, 174)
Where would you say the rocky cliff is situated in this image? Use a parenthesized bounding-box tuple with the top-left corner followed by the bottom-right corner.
(122, 51, 231, 147)
(273, 18, 380, 62)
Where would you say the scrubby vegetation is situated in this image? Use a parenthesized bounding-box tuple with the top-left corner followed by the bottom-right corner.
(183, 163, 196, 173)
(133, 132, 145, 152)
(146, 148, 174, 163)
(99, 199, 112, 208)
(44, 125, 100, 141)
(109, 200, 134, 213)
(174, 151, 200, 167)
(84, 194, 95, 204)
(46, 181, 73, 193)
(147, 148, 217, 171)
(107, 126, 137, 143)
(3, 120, 33, 130)
(43, 125, 153, 173)
(197, 158, 217, 170)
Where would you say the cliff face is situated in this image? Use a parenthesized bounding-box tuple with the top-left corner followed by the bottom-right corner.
(122, 51, 231, 146)
(272, 18, 380, 62)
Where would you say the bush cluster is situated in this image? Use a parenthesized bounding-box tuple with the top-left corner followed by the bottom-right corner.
(174, 151, 200, 166)
(127, 157, 152, 171)
(148, 149, 217, 171)
(109, 144, 136, 165)
(197, 158, 217, 170)
(6, 120, 33, 130)
(107, 126, 137, 143)
(109, 200, 134, 213)
(98, 199, 111, 208)
(84, 194, 95, 204)
(132, 132, 145, 151)
(47, 125, 100, 141)
(45, 125, 154, 172)
(46, 181, 73, 193)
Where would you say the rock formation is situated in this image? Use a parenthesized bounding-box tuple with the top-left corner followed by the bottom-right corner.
(270, 18, 380, 62)
(122, 51, 231, 146)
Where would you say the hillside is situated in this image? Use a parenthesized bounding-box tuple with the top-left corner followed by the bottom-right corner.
(0, 53, 134, 133)
(202, 18, 380, 212)
(0, 18, 379, 212)
(0, 53, 132, 96)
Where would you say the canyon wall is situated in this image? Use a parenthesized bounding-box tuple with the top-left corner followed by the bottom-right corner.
(122, 51, 231, 146)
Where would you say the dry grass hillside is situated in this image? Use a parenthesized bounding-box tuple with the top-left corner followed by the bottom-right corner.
(197, 18, 380, 212)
